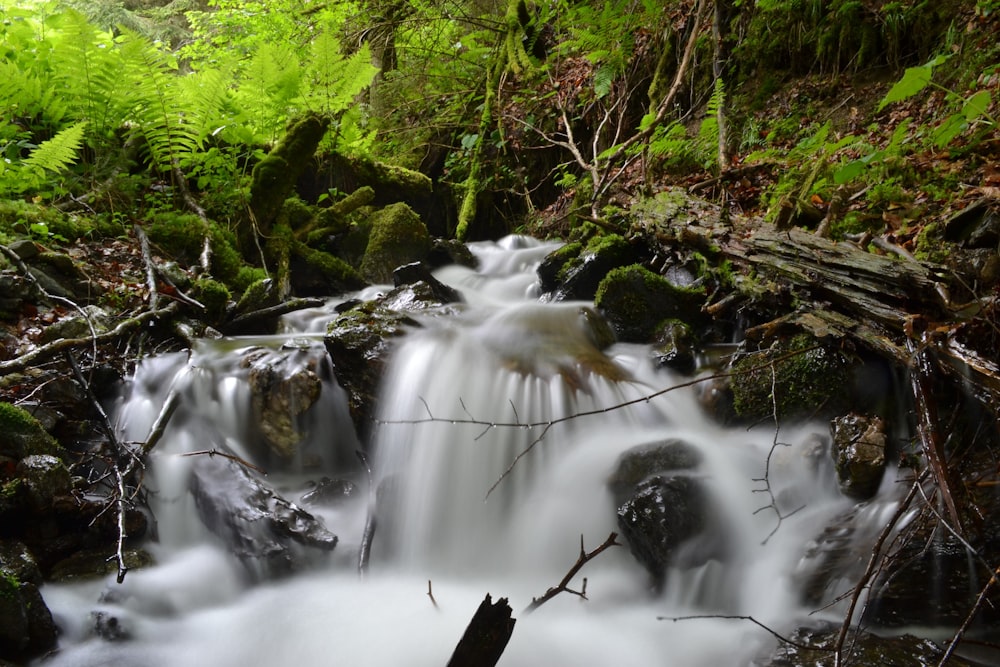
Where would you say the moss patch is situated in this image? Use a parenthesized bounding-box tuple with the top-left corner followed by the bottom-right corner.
(731, 334, 850, 421)
(359, 203, 431, 283)
(0, 403, 65, 461)
(594, 264, 706, 343)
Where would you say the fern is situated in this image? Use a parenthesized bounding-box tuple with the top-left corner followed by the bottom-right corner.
(50, 10, 129, 145)
(302, 29, 378, 117)
(237, 42, 302, 142)
(696, 78, 725, 170)
(22, 121, 88, 175)
(119, 31, 199, 170)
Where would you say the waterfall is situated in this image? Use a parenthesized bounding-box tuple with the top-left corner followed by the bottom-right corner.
(39, 236, 892, 667)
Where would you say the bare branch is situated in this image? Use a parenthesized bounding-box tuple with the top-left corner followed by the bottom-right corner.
(658, 614, 833, 653)
(524, 532, 620, 614)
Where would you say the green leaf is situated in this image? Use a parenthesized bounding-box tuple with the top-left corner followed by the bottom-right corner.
(23, 120, 88, 174)
(932, 114, 968, 148)
(834, 160, 865, 184)
(963, 90, 992, 121)
(878, 55, 950, 111)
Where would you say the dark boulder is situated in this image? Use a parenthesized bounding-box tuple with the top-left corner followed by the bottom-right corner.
(189, 454, 338, 580)
(0, 541, 57, 663)
(594, 264, 706, 343)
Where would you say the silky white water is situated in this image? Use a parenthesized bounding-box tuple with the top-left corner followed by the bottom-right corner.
(39, 236, 866, 666)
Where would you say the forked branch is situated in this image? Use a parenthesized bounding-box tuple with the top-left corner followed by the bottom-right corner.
(524, 532, 620, 614)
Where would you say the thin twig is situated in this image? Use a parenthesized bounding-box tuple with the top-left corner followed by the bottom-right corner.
(179, 448, 267, 475)
(524, 533, 620, 614)
(428, 580, 440, 610)
(356, 450, 377, 578)
(658, 614, 833, 653)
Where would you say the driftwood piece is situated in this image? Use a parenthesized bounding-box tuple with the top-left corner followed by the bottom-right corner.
(447, 594, 516, 667)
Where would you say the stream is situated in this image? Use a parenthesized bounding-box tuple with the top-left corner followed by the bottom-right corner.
(38, 236, 903, 666)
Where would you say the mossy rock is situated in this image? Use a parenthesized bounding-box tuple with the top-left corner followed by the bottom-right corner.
(730, 334, 850, 422)
(249, 114, 330, 232)
(359, 203, 431, 284)
(537, 241, 582, 293)
(0, 200, 91, 243)
(551, 234, 642, 301)
(594, 264, 706, 343)
(0, 403, 65, 461)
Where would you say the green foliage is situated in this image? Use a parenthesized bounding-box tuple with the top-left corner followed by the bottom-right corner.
(878, 54, 996, 149)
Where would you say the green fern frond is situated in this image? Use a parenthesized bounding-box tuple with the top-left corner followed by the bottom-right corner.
(303, 29, 378, 116)
(50, 9, 128, 143)
(23, 121, 88, 174)
(237, 42, 302, 142)
(119, 30, 198, 169)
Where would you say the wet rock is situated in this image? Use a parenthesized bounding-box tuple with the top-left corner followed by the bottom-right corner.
(537, 241, 582, 294)
(0, 272, 37, 321)
(16, 455, 72, 510)
(392, 262, 462, 304)
(595, 264, 706, 343)
(651, 320, 697, 374)
(755, 622, 976, 666)
(301, 477, 357, 507)
(426, 238, 478, 269)
(0, 543, 57, 663)
(616, 474, 714, 586)
(49, 548, 154, 582)
(944, 197, 999, 249)
(608, 439, 703, 507)
(39, 304, 112, 343)
(359, 202, 432, 284)
(92, 610, 131, 641)
(730, 334, 850, 422)
(323, 304, 419, 435)
(244, 349, 324, 462)
(830, 413, 886, 500)
(695, 375, 738, 425)
(189, 454, 338, 580)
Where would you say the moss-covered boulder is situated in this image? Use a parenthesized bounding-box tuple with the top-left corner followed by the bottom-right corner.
(192, 277, 231, 325)
(548, 234, 642, 302)
(730, 334, 850, 422)
(359, 203, 431, 284)
(594, 264, 706, 343)
(249, 114, 330, 234)
(0, 402, 65, 461)
(145, 213, 246, 288)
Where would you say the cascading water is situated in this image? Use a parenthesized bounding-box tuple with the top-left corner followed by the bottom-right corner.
(38, 236, 887, 666)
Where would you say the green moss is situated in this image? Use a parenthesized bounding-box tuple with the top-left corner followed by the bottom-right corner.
(0, 200, 91, 242)
(278, 197, 316, 231)
(250, 114, 330, 229)
(359, 203, 431, 283)
(914, 222, 950, 263)
(0, 402, 66, 460)
(731, 334, 850, 421)
(192, 278, 231, 323)
(292, 243, 366, 295)
(146, 213, 245, 288)
(594, 264, 707, 343)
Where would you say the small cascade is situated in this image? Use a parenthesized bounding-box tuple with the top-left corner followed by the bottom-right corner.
(38, 236, 920, 667)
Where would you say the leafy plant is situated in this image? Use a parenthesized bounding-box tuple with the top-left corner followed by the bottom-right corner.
(878, 54, 996, 149)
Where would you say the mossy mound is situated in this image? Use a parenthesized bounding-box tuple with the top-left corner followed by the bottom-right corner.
(192, 278, 231, 324)
(0, 200, 92, 243)
(0, 403, 66, 461)
(730, 334, 850, 421)
(145, 213, 246, 289)
(359, 203, 431, 284)
(594, 264, 706, 343)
